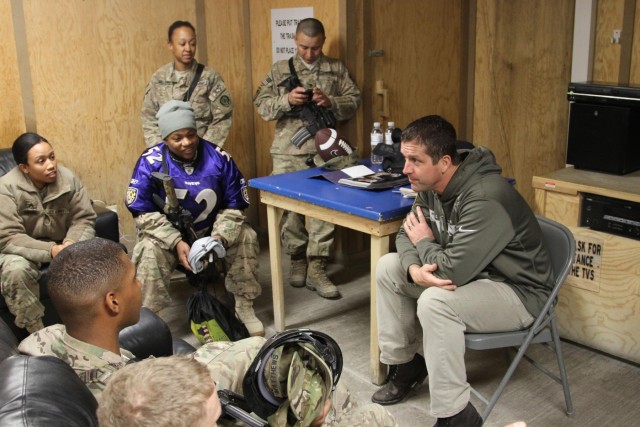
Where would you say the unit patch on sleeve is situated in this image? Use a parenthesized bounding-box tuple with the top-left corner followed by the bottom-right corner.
(126, 187, 138, 206)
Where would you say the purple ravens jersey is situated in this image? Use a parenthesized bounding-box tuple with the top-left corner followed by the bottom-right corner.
(126, 140, 249, 233)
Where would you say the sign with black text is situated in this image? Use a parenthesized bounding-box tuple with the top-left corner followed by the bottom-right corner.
(271, 7, 313, 63)
(566, 233, 603, 292)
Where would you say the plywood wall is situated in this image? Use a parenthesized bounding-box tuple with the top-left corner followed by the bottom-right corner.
(203, 0, 259, 222)
(367, 0, 463, 133)
(4, 0, 640, 245)
(473, 0, 575, 207)
(593, 0, 626, 82)
(631, 1, 640, 83)
(0, 0, 25, 146)
(17, 0, 196, 246)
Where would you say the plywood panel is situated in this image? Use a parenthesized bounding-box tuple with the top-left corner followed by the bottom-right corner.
(593, 0, 625, 82)
(22, 0, 196, 244)
(369, 0, 463, 133)
(630, 1, 640, 84)
(473, 0, 574, 208)
(557, 227, 640, 363)
(540, 191, 581, 226)
(204, 1, 252, 174)
(203, 1, 260, 225)
(535, 169, 640, 363)
(0, 0, 25, 147)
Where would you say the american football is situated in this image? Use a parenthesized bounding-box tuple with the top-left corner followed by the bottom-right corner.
(314, 128, 354, 162)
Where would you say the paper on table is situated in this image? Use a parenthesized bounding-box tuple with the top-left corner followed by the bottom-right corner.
(310, 165, 376, 185)
(340, 165, 375, 178)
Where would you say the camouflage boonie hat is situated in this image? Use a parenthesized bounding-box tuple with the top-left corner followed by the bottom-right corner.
(313, 149, 360, 170)
(266, 343, 333, 427)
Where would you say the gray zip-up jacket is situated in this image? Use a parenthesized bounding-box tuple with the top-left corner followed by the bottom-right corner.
(397, 147, 553, 317)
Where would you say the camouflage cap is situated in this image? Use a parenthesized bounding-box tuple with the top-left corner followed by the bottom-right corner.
(313, 149, 360, 170)
(265, 343, 333, 427)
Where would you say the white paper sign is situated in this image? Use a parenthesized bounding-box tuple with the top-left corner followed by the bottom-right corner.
(271, 7, 313, 63)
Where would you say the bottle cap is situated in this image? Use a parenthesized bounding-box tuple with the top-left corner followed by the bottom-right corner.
(374, 122, 380, 127)
(388, 121, 395, 127)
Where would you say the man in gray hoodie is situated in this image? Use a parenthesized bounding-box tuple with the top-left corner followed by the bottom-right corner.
(371, 115, 553, 427)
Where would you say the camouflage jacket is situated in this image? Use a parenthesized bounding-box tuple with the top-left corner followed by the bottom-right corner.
(0, 165, 96, 263)
(18, 325, 135, 398)
(141, 60, 233, 147)
(254, 54, 361, 155)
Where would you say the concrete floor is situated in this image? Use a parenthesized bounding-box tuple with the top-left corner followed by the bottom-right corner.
(159, 245, 640, 427)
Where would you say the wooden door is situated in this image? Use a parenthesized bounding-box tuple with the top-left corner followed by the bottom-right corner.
(365, 0, 467, 137)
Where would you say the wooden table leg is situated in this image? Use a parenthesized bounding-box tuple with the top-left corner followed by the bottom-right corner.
(266, 204, 285, 331)
(370, 234, 389, 385)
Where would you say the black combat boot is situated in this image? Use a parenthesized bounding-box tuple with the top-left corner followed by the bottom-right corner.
(433, 402, 483, 427)
(371, 353, 428, 405)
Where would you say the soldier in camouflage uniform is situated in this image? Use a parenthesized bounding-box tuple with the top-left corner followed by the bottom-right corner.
(97, 356, 222, 427)
(127, 100, 263, 336)
(0, 133, 95, 333)
(254, 18, 361, 299)
(18, 238, 265, 399)
(141, 20, 233, 148)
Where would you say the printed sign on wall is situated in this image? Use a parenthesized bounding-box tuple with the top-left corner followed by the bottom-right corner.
(271, 7, 313, 63)
(565, 232, 603, 292)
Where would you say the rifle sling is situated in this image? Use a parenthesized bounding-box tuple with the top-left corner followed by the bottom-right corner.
(183, 63, 205, 102)
(288, 57, 298, 82)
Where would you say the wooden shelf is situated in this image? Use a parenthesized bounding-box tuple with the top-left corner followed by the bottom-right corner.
(533, 168, 640, 364)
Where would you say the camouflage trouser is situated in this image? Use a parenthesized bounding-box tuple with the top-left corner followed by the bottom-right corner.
(193, 336, 266, 393)
(272, 154, 335, 258)
(0, 254, 44, 329)
(197, 335, 396, 427)
(132, 223, 261, 313)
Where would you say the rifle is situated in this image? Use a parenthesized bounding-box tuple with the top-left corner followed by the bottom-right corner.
(278, 59, 337, 148)
(151, 171, 199, 245)
(218, 389, 267, 427)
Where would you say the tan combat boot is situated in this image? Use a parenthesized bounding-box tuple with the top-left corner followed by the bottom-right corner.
(235, 296, 265, 337)
(289, 256, 308, 288)
(306, 257, 340, 299)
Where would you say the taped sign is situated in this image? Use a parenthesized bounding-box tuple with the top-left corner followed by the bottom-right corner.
(566, 235, 603, 292)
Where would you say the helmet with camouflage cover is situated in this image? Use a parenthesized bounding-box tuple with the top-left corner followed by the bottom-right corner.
(242, 329, 342, 426)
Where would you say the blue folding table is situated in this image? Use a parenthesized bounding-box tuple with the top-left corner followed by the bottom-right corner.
(249, 166, 413, 384)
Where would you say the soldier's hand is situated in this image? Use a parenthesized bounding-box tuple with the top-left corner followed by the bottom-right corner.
(176, 240, 192, 271)
(287, 86, 310, 106)
(310, 88, 331, 107)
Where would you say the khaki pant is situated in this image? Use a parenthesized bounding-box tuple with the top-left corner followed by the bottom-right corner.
(376, 253, 534, 418)
(0, 254, 44, 329)
(132, 223, 261, 313)
(272, 154, 334, 258)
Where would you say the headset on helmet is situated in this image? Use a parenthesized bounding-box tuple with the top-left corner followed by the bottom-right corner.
(242, 329, 343, 423)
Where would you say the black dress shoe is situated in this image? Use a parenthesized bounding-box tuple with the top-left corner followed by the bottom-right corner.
(371, 353, 428, 405)
(433, 402, 483, 427)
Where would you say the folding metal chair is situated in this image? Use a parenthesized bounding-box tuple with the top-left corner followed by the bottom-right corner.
(464, 215, 576, 422)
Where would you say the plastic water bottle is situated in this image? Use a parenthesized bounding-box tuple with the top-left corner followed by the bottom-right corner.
(385, 121, 395, 145)
(371, 122, 383, 164)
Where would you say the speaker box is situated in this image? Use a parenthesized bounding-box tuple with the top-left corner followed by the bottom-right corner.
(567, 102, 640, 175)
